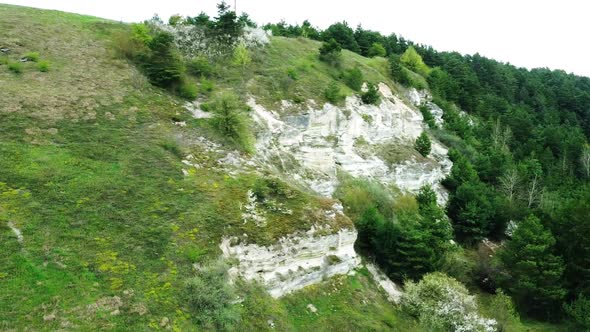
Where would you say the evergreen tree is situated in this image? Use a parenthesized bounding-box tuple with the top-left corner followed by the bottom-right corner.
(342, 67, 364, 91)
(389, 55, 410, 85)
(142, 31, 183, 88)
(414, 132, 432, 157)
(447, 180, 494, 243)
(355, 207, 383, 253)
(319, 39, 342, 67)
(361, 83, 380, 105)
(322, 22, 360, 53)
(213, 1, 242, 44)
(499, 215, 566, 318)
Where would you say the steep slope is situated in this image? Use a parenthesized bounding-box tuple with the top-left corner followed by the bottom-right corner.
(0, 5, 417, 330)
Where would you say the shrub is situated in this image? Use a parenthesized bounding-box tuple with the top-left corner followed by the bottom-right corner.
(0, 56, 8, 65)
(361, 83, 380, 105)
(232, 42, 252, 69)
(142, 31, 184, 88)
(419, 105, 436, 128)
(389, 55, 410, 86)
(401, 272, 496, 332)
(182, 260, 240, 329)
(188, 56, 213, 77)
(286, 67, 298, 80)
(324, 81, 344, 104)
(414, 132, 431, 157)
(179, 81, 198, 99)
(368, 42, 386, 57)
(564, 295, 590, 330)
(342, 67, 363, 91)
(319, 38, 342, 67)
(8, 61, 23, 74)
(37, 60, 50, 72)
(199, 78, 215, 95)
(22, 51, 39, 62)
(209, 92, 253, 153)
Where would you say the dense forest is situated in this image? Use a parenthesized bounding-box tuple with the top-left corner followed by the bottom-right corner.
(263, 17, 590, 327)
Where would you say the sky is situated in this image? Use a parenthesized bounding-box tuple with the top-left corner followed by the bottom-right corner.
(2, 0, 589, 77)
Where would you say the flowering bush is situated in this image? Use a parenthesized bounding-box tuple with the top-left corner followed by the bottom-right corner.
(401, 272, 497, 332)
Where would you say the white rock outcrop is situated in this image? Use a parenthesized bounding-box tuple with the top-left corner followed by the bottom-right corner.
(220, 227, 360, 298)
(250, 83, 452, 204)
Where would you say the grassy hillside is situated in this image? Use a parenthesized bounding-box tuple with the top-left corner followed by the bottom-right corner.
(0, 4, 413, 330)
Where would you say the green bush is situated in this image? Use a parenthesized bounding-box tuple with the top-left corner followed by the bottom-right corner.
(199, 78, 215, 95)
(342, 67, 363, 91)
(389, 55, 410, 86)
(179, 81, 198, 99)
(182, 260, 240, 330)
(400, 46, 430, 76)
(0, 56, 8, 65)
(37, 60, 50, 72)
(8, 61, 23, 74)
(414, 132, 431, 157)
(209, 92, 253, 153)
(361, 83, 380, 105)
(319, 38, 342, 67)
(22, 51, 40, 62)
(419, 105, 436, 128)
(368, 42, 386, 57)
(188, 56, 213, 77)
(324, 81, 344, 104)
(142, 31, 183, 88)
(564, 295, 590, 330)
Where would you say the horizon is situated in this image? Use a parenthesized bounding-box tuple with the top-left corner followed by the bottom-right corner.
(1, 0, 589, 78)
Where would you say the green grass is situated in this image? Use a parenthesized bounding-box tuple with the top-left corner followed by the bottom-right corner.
(280, 269, 420, 331)
(0, 4, 370, 330)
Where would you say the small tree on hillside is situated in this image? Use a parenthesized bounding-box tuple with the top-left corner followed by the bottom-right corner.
(319, 38, 342, 67)
(498, 215, 566, 318)
(361, 83, 380, 105)
(343, 67, 363, 91)
(389, 55, 410, 85)
(368, 42, 386, 57)
(143, 31, 183, 88)
(209, 92, 253, 152)
(414, 132, 431, 157)
(232, 42, 251, 70)
(400, 46, 430, 76)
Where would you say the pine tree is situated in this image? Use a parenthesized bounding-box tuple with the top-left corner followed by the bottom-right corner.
(499, 215, 566, 318)
(414, 132, 431, 157)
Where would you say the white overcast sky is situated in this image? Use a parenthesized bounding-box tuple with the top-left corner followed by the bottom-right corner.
(2, 0, 589, 77)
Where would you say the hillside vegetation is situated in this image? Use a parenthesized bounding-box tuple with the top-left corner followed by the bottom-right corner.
(1, 2, 588, 331)
(0, 4, 412, 331)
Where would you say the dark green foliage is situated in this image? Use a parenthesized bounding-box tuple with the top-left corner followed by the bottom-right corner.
(209, 92, 253, 152)
(498, 215, 566, 318)
(419, 105, 436, 128)
(447, 180, 494, 243)
(361, 83, 380, 105)
(414, 132, 431, 157)
(342, 67, 363, 91)
(319, 38, 342, 67)
(324, 81, 344, 104)
(564, 295, 590, 330)
(356, 207, 383, 253)
(182, 260, 240, 329)
(368, 42, 386, 57)
(188, 56, 213, 77)
(389, 55, 410, 85)
(142, 31, 183, 88)
(322, 22, 360, 53)
(416, 185, 437, 207)
(212, 1, 242, 44)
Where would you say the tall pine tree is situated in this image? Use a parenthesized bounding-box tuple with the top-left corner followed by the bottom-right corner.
(499, 215, 566, 318)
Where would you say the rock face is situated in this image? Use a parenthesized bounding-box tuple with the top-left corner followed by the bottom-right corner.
(220, 227, 360, 298)
(219, 83, 452, 298)
(250, 83, 452, 204)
